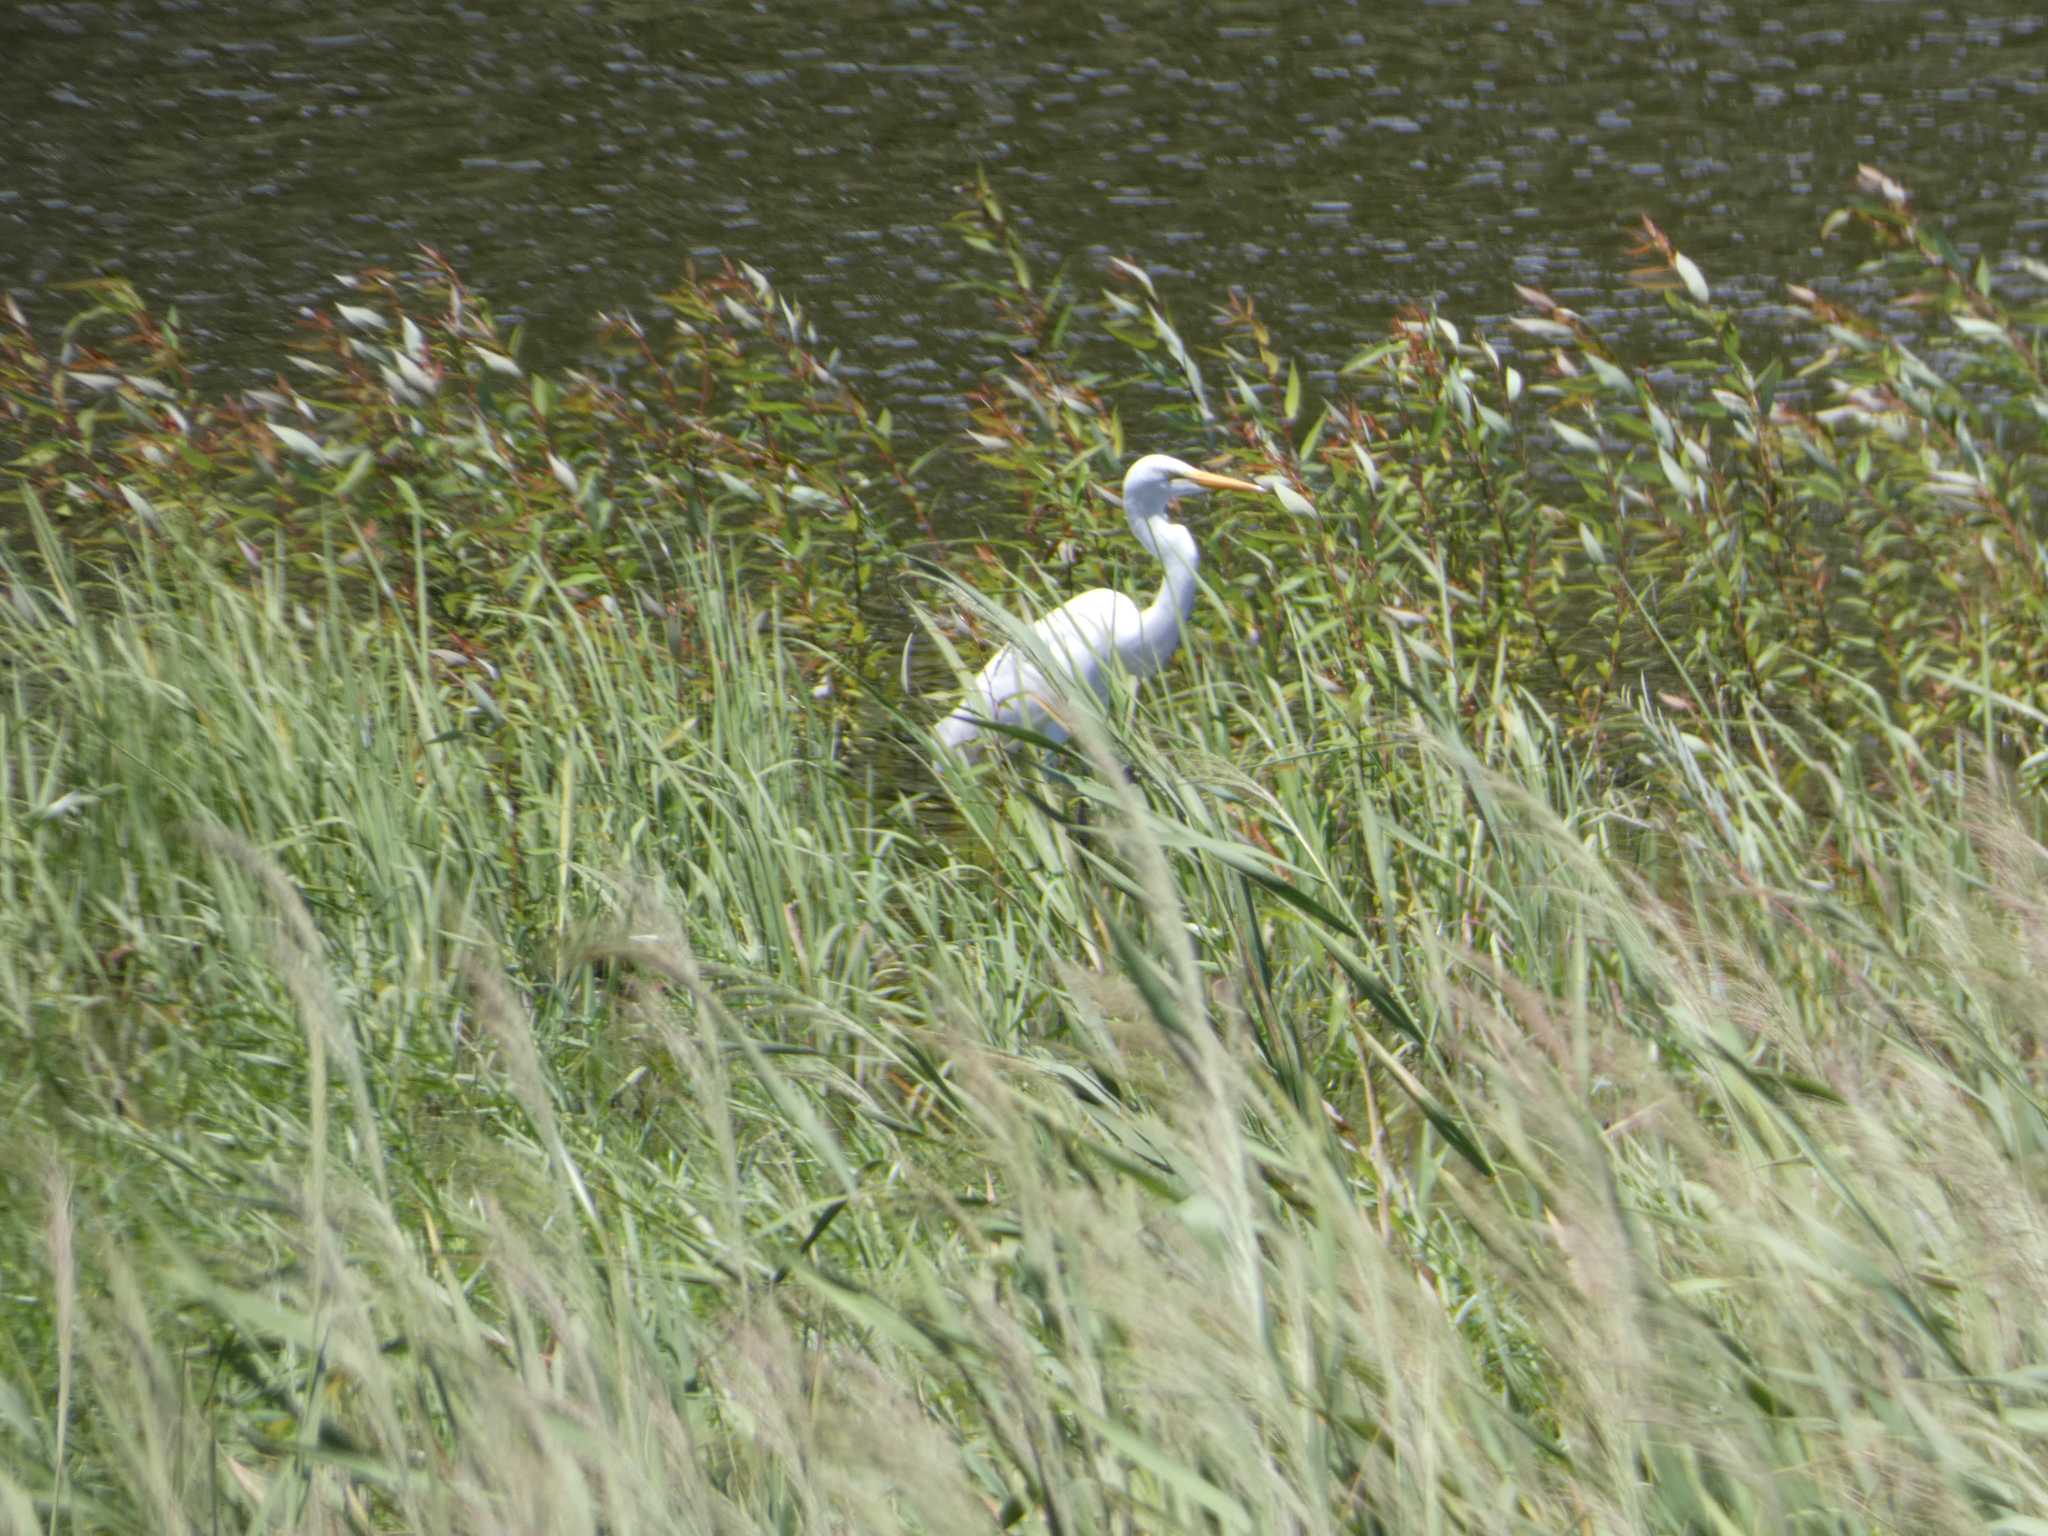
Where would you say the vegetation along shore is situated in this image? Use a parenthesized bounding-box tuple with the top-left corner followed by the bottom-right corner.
(3, 168, 2047, 1532)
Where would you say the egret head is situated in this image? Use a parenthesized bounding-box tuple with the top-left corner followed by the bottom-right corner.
(1121, 454, 1265, 527)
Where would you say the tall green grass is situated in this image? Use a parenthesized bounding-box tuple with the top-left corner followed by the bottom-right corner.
(4, 169, 2047, 1532)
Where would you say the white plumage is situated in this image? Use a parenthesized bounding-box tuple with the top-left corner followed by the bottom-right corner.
(935, 454, 1266, 758)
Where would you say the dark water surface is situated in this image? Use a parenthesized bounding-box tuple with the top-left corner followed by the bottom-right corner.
(7, 1, 2047, 430)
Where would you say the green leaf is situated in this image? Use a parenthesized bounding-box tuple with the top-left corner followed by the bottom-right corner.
(1551, 419, 1601, 453)
(1755, 359, 1781, 421)
(471, 345, 522, 378)
(1673, 252, 1711, 305)
(1075, 1408, 1254, 1532)
(267, 422, 332, 462)
(1270, 481, 1317, 519)
(1657, 445, 1698, 501)
(118, 482, 159, 526)
(334, 448, 376, 499)
(1586, 355, 1631, 394)
(1104, 913, 1192, 1045)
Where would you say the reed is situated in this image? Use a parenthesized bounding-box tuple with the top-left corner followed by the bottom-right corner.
(2, 167, 2044, 1532)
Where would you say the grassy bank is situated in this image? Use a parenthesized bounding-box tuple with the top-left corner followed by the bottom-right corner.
(3, 172, 2048, 1532)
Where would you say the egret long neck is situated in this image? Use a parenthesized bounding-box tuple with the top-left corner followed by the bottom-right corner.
(1131, 515, 1200, 673)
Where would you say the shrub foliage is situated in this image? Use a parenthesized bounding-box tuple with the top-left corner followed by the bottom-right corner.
(2, 168, 2046, 1533)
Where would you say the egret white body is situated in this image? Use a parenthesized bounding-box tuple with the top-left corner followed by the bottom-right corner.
(935, 454, 1265, 758)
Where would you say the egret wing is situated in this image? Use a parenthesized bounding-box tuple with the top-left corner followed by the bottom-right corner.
(936, 587, 1141, 754)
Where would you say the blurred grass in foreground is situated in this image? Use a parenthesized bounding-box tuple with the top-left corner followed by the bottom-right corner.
(2, 167, 2047, 1532)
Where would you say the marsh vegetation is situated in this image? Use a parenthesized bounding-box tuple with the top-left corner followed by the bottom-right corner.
(4, 171, 2048, 1532)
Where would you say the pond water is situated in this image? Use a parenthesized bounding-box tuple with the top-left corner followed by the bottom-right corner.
(7, 0, 2046, 442)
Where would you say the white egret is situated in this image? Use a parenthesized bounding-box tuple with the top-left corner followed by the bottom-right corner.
(934, 453, 1267, 758)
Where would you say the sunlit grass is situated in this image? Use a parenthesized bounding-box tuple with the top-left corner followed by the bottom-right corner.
(4, 167, 2047, 1532)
